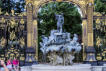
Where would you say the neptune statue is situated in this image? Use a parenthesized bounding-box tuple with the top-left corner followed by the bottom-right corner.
(55, 13, 64, 33)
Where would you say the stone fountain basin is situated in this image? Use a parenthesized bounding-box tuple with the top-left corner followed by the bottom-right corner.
(21, 64, 106, 71)
(31, 64, 91, 71)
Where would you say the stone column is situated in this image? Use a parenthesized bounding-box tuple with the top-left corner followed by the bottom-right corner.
(85, 2, 97, 65)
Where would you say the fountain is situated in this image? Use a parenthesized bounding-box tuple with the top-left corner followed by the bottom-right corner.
(40, 14, 81, 65)
(20, 14, 106, 71)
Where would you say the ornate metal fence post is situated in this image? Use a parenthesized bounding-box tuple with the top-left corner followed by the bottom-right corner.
(85, 1, 97, 65)
(25, 1, 37, 65)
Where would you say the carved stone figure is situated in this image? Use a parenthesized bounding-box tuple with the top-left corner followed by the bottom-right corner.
(66, 54, 75, 65)
(55, 14, 64, 33)
(48, 52, 63, 65)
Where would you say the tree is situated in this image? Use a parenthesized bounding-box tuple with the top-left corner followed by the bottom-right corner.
(38, 2, 82, 37)
(0, 0, 25, 14)
(1, 0, 15, 14)
(95, 0, 106, 14)
(14, 0, 25, 13)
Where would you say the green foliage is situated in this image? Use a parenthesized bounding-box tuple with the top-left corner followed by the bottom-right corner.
(95, 0, 106, 14)
(0, 0, 25, 14)
(38, 2, 82, 38)
(1, 0, 14, 13)
(14, 0, 25, 13)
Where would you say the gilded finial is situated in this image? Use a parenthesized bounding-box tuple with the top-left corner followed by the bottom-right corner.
(5, 12, 9, 16)
(1, 17, 5, 23)
(96, 19, 100, 24)
(11, 9, 15, 16)
(20, 19, 25, 24)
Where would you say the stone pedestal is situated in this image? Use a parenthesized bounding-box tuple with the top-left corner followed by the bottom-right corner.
(31, 64, 91, 71)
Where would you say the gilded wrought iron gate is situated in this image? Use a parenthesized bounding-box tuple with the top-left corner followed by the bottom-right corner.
(0, 17, 27, 66)
(93, 15, 106, 65)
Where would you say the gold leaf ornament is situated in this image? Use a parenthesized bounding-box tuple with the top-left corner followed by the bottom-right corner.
(56, 0, 63, 2)
(0, 8, 2, 15)
(11, 10, 15, 16)
(1, 17, 5, 23)
(33, 20, 37, 25)
(10, 31, 16, 40)
(26, 0, 33, 5)
(79, 1, 86, 5)
(96, 19, 100, 24)
(9, 18, 17, 28)
(96, 36, 102, 47)
(33, 0, 41, 6)
(20, 37, 25, 47)
(20, 19, 25, 24)
(0, 37, 6, 48)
